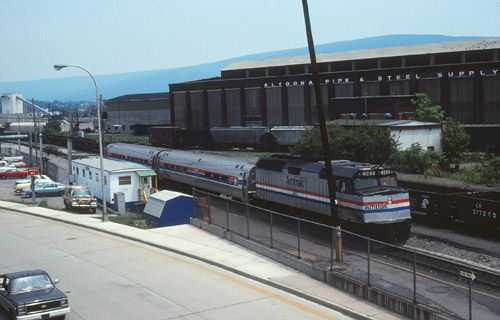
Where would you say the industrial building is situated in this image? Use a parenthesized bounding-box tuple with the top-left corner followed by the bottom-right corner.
(168, 38, 500, 147)
(104, 93, 170, 134)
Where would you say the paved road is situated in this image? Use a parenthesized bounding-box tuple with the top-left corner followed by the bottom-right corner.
(0, 209, 352, 320)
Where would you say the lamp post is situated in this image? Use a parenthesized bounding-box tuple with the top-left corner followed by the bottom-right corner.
(53, 64, 108, 221)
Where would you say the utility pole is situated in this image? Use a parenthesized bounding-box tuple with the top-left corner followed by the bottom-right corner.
(39, 133, 44, 175)
(31, 99, 39, 168)
(301, 0, 337, 223)
(28, 131, 33, 167)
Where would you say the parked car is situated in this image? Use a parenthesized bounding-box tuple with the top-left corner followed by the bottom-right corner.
(21, 181, 66, 198)
(0, 269, 70, 320)
(15, 178, 53, 194)
(63, 185, 98, 213)
(15, 174, 51, 186)
(10, 162, 27, 168)
(0, 168, 28, 179)
(0, 165, 18, 173)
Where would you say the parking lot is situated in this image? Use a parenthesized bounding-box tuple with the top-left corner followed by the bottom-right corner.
(0, 175, 102, 215)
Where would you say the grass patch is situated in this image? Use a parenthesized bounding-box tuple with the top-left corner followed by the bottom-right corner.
(55, 132, 150, 145)
(38, 199, 49, 208)
(109, 215, 150, 229)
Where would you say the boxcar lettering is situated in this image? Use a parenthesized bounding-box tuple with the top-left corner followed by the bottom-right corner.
(472, 208, 497, 219)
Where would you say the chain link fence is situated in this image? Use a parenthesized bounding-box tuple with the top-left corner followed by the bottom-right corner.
(193, 189, 500, 320)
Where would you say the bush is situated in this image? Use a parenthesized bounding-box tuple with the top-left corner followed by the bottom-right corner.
(442, 118, 470, 161)
(44, 145, 64, 157)
(390, 143, 444, 174)
(477, 157, 500, 186)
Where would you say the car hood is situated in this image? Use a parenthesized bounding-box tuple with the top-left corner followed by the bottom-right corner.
(72, 196, 96, 200)
(9, 287, 66, 305)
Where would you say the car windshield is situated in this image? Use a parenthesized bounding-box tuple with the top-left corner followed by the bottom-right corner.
(73, 189, 92, 196)
(10, 274, 53, 294)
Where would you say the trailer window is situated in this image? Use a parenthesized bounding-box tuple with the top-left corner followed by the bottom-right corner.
(119, 176, 131, 185)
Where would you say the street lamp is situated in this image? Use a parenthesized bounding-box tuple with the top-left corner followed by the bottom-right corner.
(53, 64, 108, 221)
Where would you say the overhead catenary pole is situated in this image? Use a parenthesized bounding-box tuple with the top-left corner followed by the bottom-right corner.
(301, 0, 337, 224)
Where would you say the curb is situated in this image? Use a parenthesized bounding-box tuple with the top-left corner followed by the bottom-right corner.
(1, 202, 374, 320)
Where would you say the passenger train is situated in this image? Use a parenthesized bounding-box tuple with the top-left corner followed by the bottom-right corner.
(106, 143, 411, 240)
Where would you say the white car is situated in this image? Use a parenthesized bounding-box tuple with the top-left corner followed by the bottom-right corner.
(15, 174, 52, 186)
(0, 165, 17, 172)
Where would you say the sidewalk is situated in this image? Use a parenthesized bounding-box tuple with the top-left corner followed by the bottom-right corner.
(0, 200, 402, 320)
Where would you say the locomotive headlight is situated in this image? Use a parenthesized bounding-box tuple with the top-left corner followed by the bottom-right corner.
(387, 196, 392, 205)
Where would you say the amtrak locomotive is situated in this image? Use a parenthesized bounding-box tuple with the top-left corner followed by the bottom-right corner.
(106, 143, 411, 240)
(256, 155, 411, 239)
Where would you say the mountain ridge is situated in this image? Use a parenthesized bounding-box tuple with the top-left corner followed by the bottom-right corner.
(1, 34, 483, 101)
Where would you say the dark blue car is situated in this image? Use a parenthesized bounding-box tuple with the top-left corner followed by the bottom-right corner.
(0, 270, 70, 319)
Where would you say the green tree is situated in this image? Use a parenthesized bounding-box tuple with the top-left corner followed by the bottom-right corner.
(292, 124, 397, 164)
(411, 92, 445, 123)
(441, 118, 470, 161)
(42, 116, 62, 135)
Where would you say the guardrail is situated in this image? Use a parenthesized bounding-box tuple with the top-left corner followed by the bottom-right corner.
(192, 189, 500, 320)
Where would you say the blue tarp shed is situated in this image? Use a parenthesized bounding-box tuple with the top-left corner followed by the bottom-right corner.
(144, 190, 193, 227)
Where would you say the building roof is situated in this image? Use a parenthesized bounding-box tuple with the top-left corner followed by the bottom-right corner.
(222, 38, 500, 71)
(73, 156, 156, 174)
(106, 92, 169, 103)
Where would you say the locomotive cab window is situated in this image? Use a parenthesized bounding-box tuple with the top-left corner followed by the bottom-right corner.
(380, 175, 397, 187)
(354, 177, 378, 191)
(288, 167, 301, 175)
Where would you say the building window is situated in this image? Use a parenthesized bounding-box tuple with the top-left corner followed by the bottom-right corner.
(82, 170, 86, 178)
(76, 167, 79, 175)
(104, 176, 107, 185)
(118, 176, 131, 185)
(89, 171, 92, 179)
(96, 173, 99, 182)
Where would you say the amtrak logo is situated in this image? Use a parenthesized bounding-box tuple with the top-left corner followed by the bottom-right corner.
(286, 176, 305, 188)
(421, 199, 429, 209)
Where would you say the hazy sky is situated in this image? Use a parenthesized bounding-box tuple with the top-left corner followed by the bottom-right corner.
(1, 0, 499, 82)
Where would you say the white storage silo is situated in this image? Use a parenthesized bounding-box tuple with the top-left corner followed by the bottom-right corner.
(1, 93, 24, 114)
